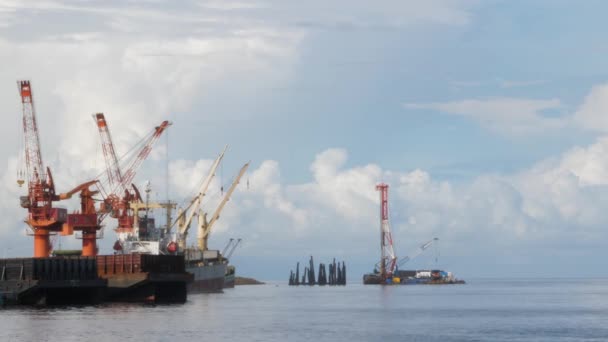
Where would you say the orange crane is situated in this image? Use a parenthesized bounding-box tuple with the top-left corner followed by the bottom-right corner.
(94, 113, 170, 250)
(17, 80, 97, 257)
(62, 115, 169, 257)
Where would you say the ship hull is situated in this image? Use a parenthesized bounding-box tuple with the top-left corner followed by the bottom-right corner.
(186, 262, 226, 293)
(97, 254, 192, 304)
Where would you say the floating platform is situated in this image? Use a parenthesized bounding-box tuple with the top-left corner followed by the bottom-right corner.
(363, 269, 465, 285)
(0, 257, 106, 305)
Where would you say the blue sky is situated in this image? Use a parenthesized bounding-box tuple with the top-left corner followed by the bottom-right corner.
(2, 1, 608, 280)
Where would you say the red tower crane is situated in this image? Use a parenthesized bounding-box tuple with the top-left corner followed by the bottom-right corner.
(376, 183, 397, 279)
(17, 80, 96, 257)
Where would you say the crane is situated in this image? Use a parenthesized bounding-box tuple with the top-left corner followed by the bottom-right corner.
(17, 80, 97, 257)
(94, 113, 170, 230)
(92, 113, 170, 254)
(174, 146, 227, 250)
(397, 238, 438, 268)
(196, 162, 249, 251)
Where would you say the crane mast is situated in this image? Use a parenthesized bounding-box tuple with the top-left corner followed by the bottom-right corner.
(197, 162, 249, 251)
(376, 183, 397, 279)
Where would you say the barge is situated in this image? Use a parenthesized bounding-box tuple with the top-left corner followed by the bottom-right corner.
(0, 254, 192, 306)
(0, 257, 105, 305)
(363, 269, 465, 285)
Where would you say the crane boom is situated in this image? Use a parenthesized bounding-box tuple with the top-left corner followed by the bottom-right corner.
(197, 162, 249, 250)
(397, 238, 438, 267)
(175, 146, 227, 247)
(94, 113, 123, 193)
(119, 120, 171, 193)
(19, 80, 45, 185)
(225, 238, 241, 260)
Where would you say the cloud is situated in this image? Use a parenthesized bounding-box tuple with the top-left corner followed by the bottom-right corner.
(405, 97, 567, 135)
(189, 137, 608, 264)
(574, 84, 608, 133)
(407, 81, 608, 137)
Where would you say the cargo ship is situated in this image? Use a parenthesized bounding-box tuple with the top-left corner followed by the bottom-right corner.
(109, 154, 248, 294)
(183, 248, 227, 292)
(114, 201, 227, 293)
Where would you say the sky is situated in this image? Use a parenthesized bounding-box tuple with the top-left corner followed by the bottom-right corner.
(2, 0, 608, 280)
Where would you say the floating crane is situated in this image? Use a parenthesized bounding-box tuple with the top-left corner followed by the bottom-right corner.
(16, 80, 99, 257)
(197, 162, 250, 251)
(174, 146, 227, 251)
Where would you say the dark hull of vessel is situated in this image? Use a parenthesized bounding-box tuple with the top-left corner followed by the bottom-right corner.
(98, 254, 192, 304)
(0, 255, 193, 305)
(224, 265, 235, 288)
(0, 257, 106, 306)
(186, 262, 226, 293)
(224, 274, 235, 288)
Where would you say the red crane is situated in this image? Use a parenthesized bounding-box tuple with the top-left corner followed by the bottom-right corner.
(17, 80, 96, 257)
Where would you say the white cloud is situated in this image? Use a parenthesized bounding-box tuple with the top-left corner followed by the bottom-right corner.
(574, 84, 608, 133)
(405, 97, 566, 135)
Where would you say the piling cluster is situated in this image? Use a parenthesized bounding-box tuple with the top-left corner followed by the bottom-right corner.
(289, 256, 346, 286)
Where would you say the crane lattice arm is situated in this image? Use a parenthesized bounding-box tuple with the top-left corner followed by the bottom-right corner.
(174, 146, 227, 245)
(18, 80, 45, 187)
(221, 238, 235, 256)
(197, 162, 250, 250)
(94, 115, 170, 225)
(118, 120, 171, 194)
(94, 113, 123, 193)
(225, 238, 241, 260)
(397, 238, 438, 267)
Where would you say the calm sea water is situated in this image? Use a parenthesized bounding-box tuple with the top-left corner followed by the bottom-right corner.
(1, 278, 607, 342)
